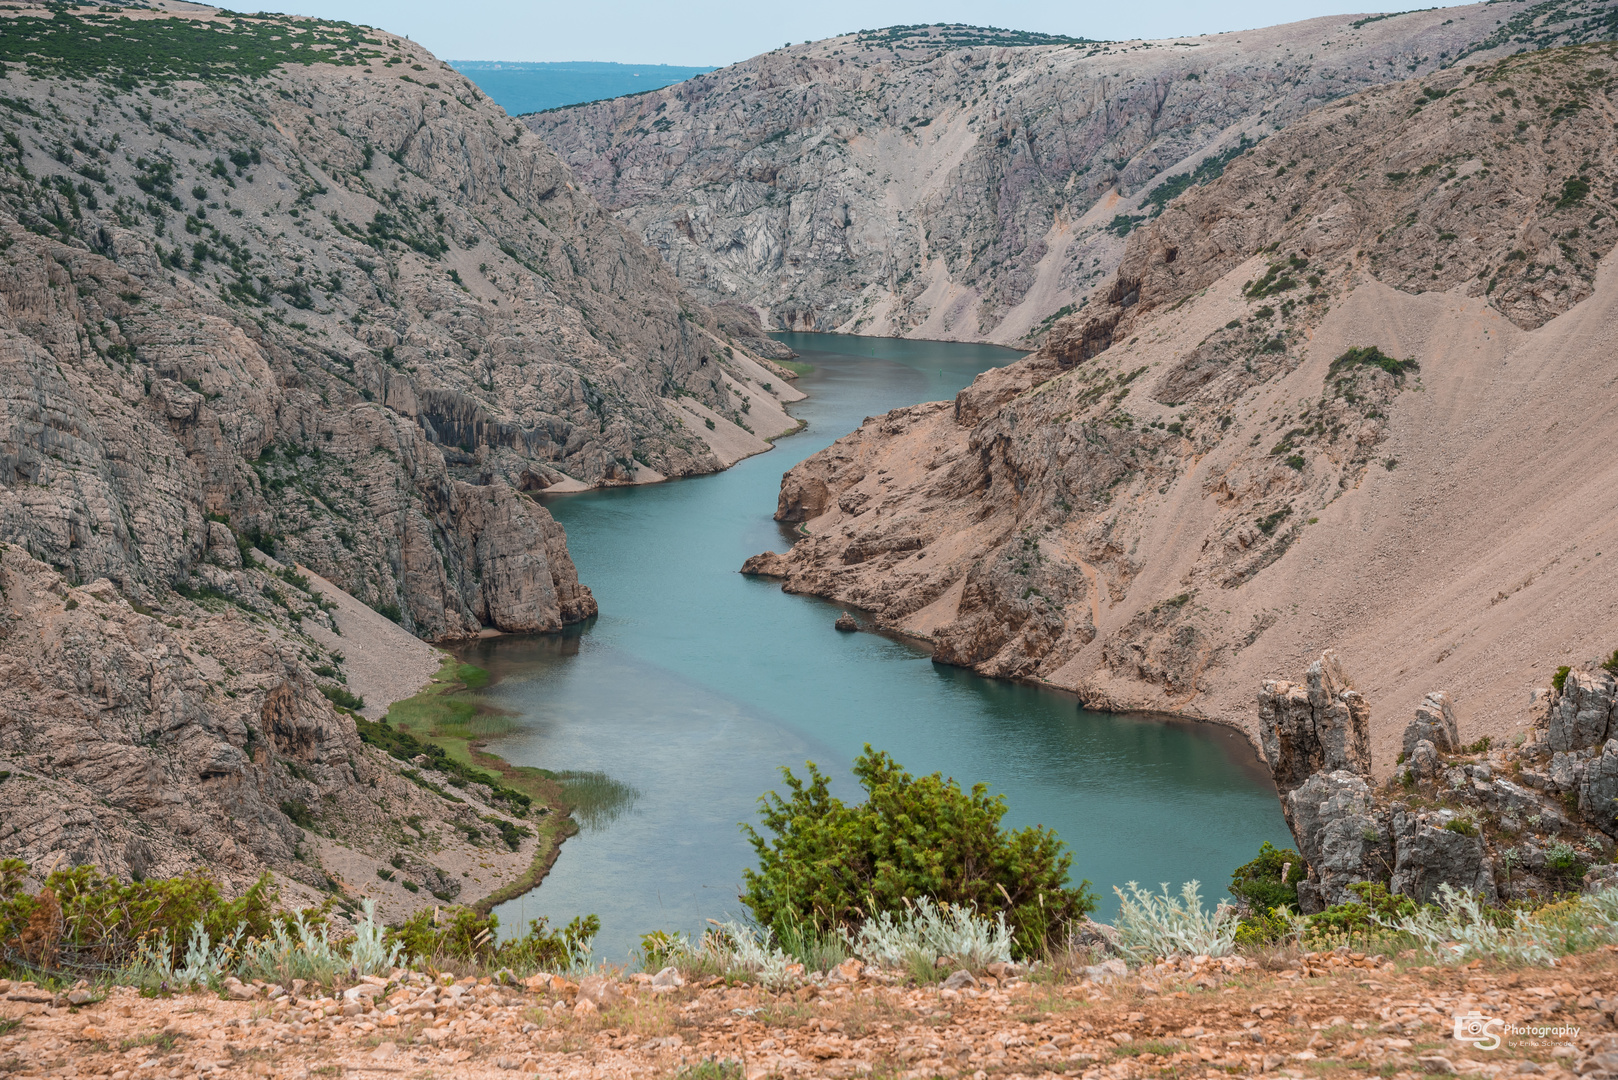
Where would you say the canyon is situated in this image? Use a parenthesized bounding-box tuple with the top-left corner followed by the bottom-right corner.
(744, 40, 1618, 768)
(0, 1, 797, 909)
(534, 0, 1618, 345)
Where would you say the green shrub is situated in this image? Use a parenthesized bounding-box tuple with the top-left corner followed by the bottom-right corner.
(1544, 841, 1589, 884)
(1, 860, 279, 972)
(1444, 818, 1478, 837)
(1228, 841, 1302, 914)
(279, 799, 316, 829)
(389, 907, 598, 973)
(318, 684, 365, 711)
(1553, 665, 1572, 692)
(1305, 882, 1417, 939)
(1556, 176, 1591, 210)
(1234, 906, 1297, 948)
(740, 746, 1094, 957)
(1328, 346, 1419, 382)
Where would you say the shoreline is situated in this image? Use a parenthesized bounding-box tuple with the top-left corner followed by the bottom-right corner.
(794, 599, 1275, 775)
(300, 570, 577, 921)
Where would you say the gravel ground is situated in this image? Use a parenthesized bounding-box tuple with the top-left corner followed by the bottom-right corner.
(5, 947, 1618, 1079)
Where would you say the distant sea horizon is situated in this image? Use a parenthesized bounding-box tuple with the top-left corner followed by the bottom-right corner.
(450, 60, 714, 116)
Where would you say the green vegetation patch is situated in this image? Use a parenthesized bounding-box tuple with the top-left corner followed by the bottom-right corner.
(1, 858, 278, 972)
(1244, 254, 1308, 299)
(1229, 840, 1302, 914)
(1350, 8, 1436, 31)
(741, 746, 1095, 957)
(1328, 345, 1420, 381)
(854, 24, 1094, 49)
(0, 10, 385, 86)
(360, 659, 533, 814)
(1105, 213, 1144, 237)
(552, 770, 640, 829)
(1141, 136, 1256, 217)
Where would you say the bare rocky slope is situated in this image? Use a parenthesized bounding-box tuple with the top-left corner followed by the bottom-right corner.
(0, 2, 800, 904)
(744, 42, 1618, 768)
(0, 1, 802, 642)
(532, 0, 1618, 346)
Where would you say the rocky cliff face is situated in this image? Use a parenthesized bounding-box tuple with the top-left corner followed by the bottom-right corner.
(0, 3, 803, 898)
(1259, 651, 1618, 912)
(0, 543, 543, 917)
(532, 1, 1618, 345)
(745, 43, 1618, 759)
(0, 2, 802, 641)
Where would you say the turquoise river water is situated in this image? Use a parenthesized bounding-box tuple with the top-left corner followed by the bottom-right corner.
(470, 333, 1291, 961)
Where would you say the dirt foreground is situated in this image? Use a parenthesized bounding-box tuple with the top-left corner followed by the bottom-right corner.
(5, 949, 1618, 1079)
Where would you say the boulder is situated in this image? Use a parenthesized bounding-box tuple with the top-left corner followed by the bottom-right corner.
(740, 551, 790, 578)
(1081, 958, 1129, 984)
(941, 969, 979, 990)
(835, 612, 859, 632)
(1402, 692, 1460, 757)
(1580, 739, 1618, 837)
(1285, 770, 1388, 912)
(1548, 669, 1618, 752)
(1408, 739, 1441, 780)
(1389, 812, 1495, 904)
(576, 975, 623, 1007)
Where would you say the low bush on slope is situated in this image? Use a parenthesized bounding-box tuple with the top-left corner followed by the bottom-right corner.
(740, 747, 1094, 957)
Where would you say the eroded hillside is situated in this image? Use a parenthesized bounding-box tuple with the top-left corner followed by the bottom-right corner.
(532, 0, 1618, 345)
(0, 2, 797, 904)
(744, 43, 1618, 765)
(0, 1, 802, 640)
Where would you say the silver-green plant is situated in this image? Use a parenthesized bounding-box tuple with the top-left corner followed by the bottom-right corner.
(346, 899, 402, 977)
(1373, 883, 1557, 965)
(175, 922, 244, 988)
(238, 912, 345, 985)
(120, 928, 178, 990)
(713, 920, 797, 990)
(844, 898, 1013, 969)
(1112, 881, 1238, 961)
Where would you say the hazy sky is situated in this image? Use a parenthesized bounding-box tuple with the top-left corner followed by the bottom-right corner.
(281, 0, 1470, 67)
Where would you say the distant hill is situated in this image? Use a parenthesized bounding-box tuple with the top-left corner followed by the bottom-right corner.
(450, 60, 713, 115)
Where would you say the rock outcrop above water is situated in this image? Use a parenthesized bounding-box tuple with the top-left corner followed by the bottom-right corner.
(532, 2, 1617, 345)
(742, 43, 1618, 756)
(1261, 651, 1618, 912)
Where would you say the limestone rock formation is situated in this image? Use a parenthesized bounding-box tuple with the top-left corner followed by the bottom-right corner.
(532, 2, 1617, 345)
(1260, 652, 1616, 912)
(0, 3, 807, 900)
(1258, 650, 1371, 794)
(1548, 669, 1618, 752)
(0, 4, 801, 643)
(0, 544, 537, 918)
(743, 42, 1618, 756)
(1403, 693, 1461, 758)
(834, 612, 859, 632)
